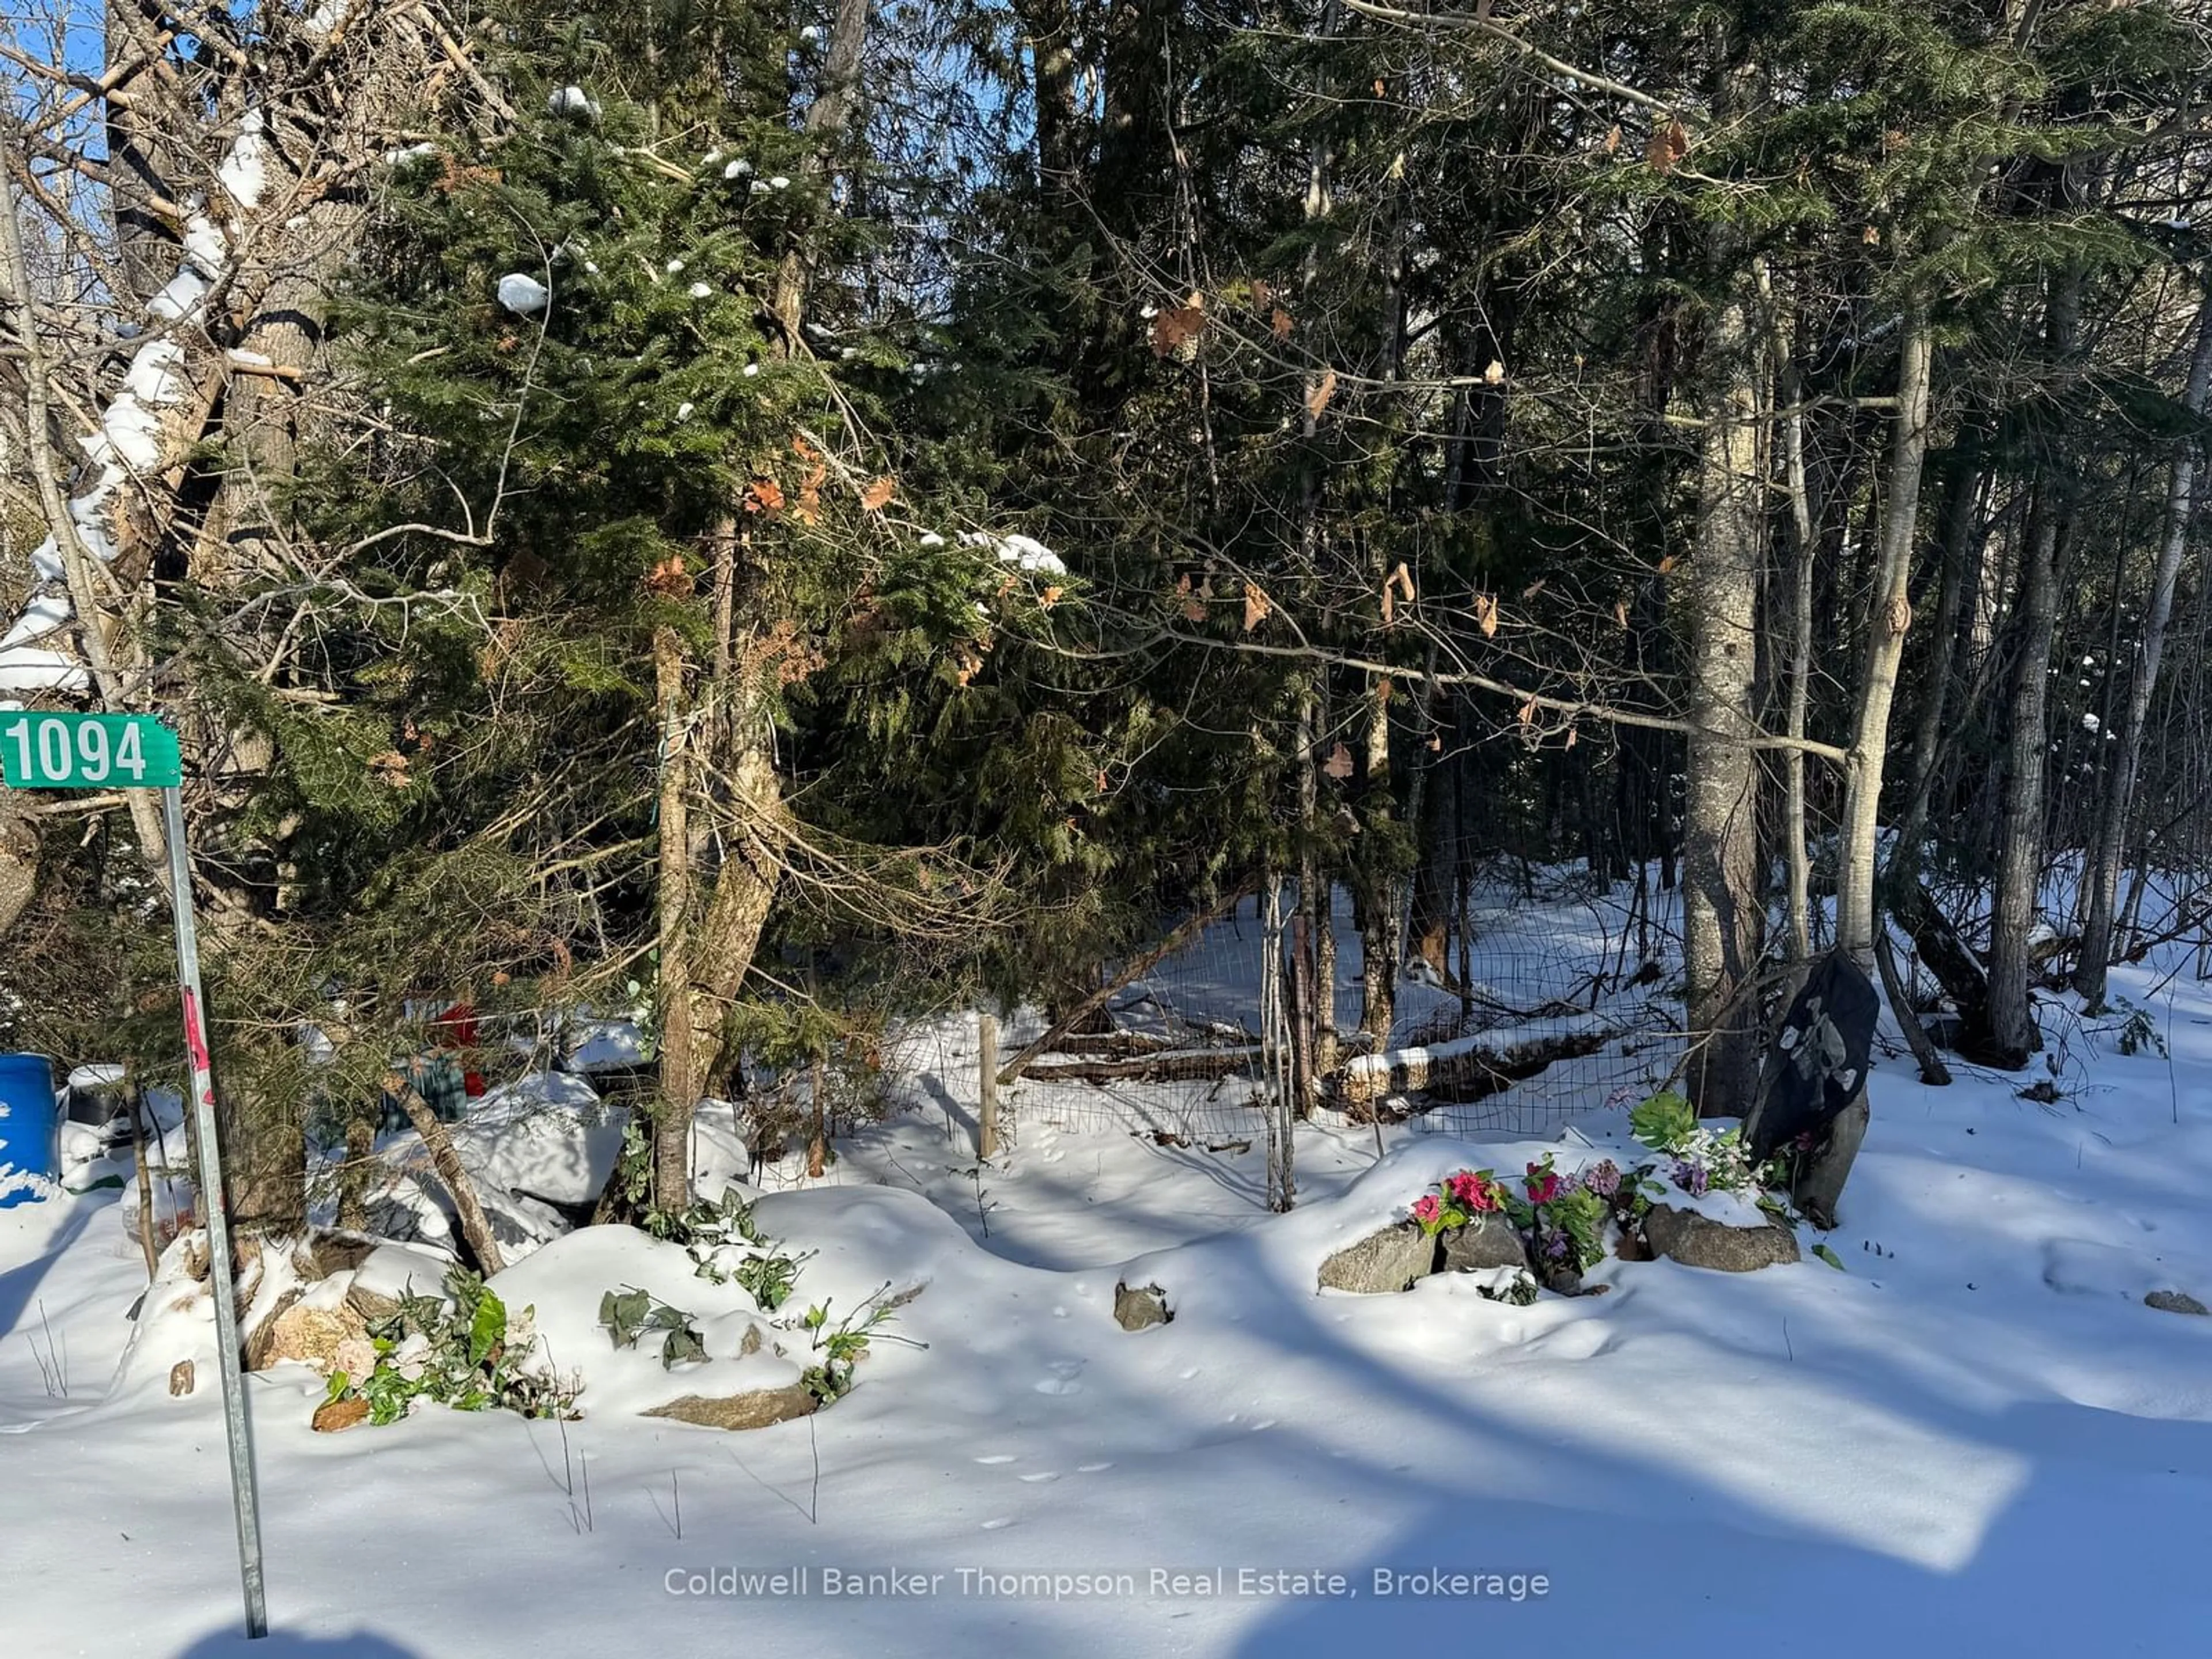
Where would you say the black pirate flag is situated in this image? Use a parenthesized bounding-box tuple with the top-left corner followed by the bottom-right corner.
(1747, 950, 1878, 1161)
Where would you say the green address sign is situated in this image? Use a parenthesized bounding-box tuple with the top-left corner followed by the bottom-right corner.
(0, 711, 182, 789)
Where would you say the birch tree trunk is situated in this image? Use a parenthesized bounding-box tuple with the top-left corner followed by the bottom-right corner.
(1835, 313, 1934, 963)
(1680, 272, 1765, 1118)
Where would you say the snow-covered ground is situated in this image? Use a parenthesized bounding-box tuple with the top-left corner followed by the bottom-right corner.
(7, 892, 2212, 1655)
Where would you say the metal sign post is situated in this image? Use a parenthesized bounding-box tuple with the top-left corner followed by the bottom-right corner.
(0, 710, 268, 1639)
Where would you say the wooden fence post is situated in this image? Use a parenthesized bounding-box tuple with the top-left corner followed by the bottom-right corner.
(978, 1013, 1000, 1160)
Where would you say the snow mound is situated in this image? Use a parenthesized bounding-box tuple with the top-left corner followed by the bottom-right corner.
(487, 1225, 801, 1418)
(562, 1017, 647, 1073)
(446, 1070, 626, 1209)
(0, 1164, 62, 1208)
(351, 1240, 459, 1309)
(2041, 1237, 2206, 1302)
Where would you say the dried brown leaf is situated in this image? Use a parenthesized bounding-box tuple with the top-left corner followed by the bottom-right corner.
(1322, 743, 1354, 781)
(1647, 117, 1690, 176)
(1305, 367, 1338, 419)
(860, 475, 896, 511)
(1150, 300, 1206, 357)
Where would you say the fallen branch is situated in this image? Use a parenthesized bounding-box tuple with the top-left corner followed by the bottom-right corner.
(1334, 1016, 1616, 1109)
(1019, 1046, 1264, 1085)
(997, 881, 1259, 1085)
(382, 1071, 505, 1275)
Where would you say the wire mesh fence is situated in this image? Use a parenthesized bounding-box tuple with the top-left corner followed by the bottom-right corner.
(963, 861, 1685, 1168)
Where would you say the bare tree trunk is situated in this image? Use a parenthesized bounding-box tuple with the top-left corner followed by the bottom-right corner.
(1988, 491, 2063, 1065)
(1014, 0, 1082, 195)
(1357, 673, 1396, 1043)
(1294, 686, 1324, 1111)
(1897, 442, 1985, 860)
(2075, 284, 2212, 1006)
(1836, 313, 1934, 961)
(1681, 272, 1765, 1118)
(652, 629, 696, 1211)
(1988, 268, 2082, 1063)
(680, 718, 786, 1088)
(771, 0, 868, 342)
(1758, 262, 1816, 967)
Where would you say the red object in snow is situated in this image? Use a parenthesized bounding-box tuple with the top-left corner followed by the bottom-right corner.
(433, 1001, 486, 1096)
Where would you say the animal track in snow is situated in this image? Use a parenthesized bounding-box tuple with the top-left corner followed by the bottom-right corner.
(1034, 1358, 1087, 1396)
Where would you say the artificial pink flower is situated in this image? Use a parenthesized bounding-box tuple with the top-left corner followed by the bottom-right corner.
(1524, 1162, 1560, 1206)
(1447, 1171, 1499, 1213)
(1411, 1195, 1442, 1225)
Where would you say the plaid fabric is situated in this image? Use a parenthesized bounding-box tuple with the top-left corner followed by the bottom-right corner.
(380, 1053, 470, 1135)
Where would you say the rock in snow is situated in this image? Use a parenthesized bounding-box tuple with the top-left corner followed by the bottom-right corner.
(2145, 1289, 2210, 1316)
(1439, 1213, 1528, 1274)
(1643, 1202, 1801, 1272)
(644, 1384, 819, 1431)
(1112, 1281, 1172, 1331)
(1317, 1221, 1435, 1294)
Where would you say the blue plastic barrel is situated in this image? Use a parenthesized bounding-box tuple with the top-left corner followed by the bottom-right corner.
(0, 1053, 58, 1207)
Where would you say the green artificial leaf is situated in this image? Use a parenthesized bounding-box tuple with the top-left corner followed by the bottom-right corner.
(1813, 1243, 1846, 1272)
(661, 1325, 708, 1369)
(1629, 1091, 1698, 1154)
(469, 1286, 508, 1368)
(600, 1287, 652, 1347)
